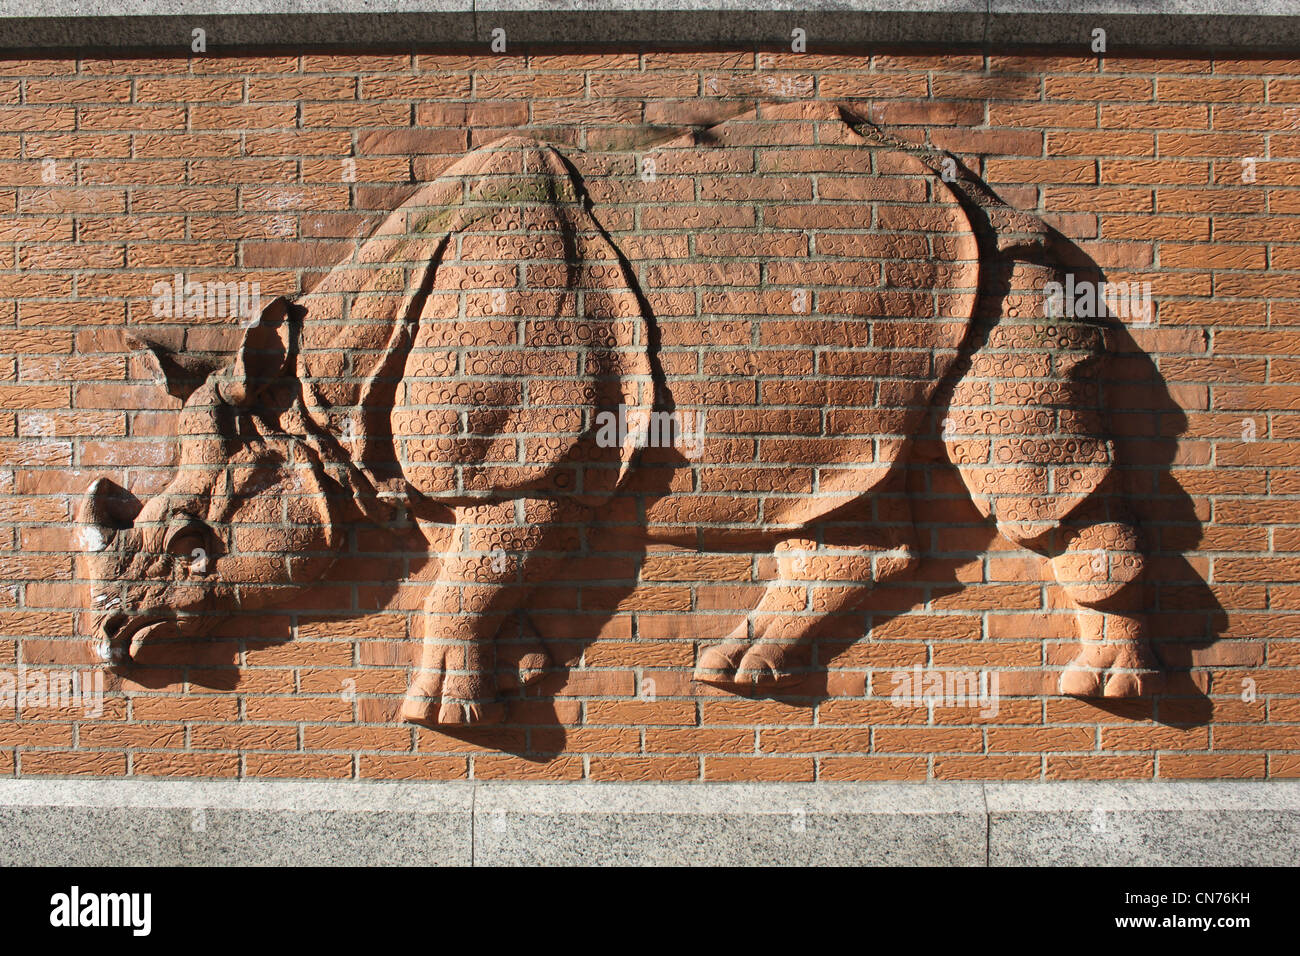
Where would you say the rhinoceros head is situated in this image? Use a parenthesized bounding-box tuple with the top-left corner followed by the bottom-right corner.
(80, 297, 345, 668)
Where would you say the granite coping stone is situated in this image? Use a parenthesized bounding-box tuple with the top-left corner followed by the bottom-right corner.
(1, 780, 1296, 866)
(0, 2, 1297, 50)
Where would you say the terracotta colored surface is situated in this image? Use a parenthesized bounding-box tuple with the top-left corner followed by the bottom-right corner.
(0, 52, 1295, 781)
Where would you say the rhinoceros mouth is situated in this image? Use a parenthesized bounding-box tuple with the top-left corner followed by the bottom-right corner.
(97, 612, 177, 668)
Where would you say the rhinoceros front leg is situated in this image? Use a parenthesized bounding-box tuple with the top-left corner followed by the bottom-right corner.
(694, 536, 918, 690)
(401, 499, 572, 727)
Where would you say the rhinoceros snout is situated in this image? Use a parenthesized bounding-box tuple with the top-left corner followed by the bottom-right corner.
(94, 613, 132, 668)
(92, 609, 180, 671)
(80, 478, 149, 666)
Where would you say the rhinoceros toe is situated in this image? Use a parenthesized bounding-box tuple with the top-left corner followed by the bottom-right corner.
(693, 643, 748, 687)
(400, 691, 506, 727)
(734, 645, 803, 689)
(436, 699, 506, 725)
(694, 640, 804, 691)
(1059, 642, 1163, 699)
(1102, 670, 1164, 698)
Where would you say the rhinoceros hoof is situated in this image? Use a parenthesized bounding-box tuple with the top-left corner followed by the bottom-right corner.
(436, 699, 506, 725)
(401, 692, 506, 727)
(1059, 643, 1163, 699)
(693, 642, 801, 690)
(400, 667, 507, 726)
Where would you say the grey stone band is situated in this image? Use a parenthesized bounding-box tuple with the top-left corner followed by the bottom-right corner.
(2, 780, 1296, 865)
(1, 1, 1300, 50)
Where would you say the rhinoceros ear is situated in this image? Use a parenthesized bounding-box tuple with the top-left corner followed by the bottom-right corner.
(126, 334, 226, 402)
(217, 296, 298, 408)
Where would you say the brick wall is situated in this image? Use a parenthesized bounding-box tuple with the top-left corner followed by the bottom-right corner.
(1, 48, 1298, 781)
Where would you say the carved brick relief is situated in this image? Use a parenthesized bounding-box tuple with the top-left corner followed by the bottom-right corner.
(78, 102, 1161, 729)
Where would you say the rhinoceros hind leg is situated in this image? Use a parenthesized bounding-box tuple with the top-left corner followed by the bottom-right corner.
(987, 513, 1162, 699)
(1050, 521, 1163, 699)
(694, 537, 817, 689)
(946, 406, 1163, 700)
(1058, 631, 1162, 699)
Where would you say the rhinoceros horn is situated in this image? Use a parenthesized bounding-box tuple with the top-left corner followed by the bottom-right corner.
(77, 477, 142, 553)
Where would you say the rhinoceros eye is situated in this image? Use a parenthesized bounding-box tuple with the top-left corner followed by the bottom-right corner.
(164, 518, 211, 559)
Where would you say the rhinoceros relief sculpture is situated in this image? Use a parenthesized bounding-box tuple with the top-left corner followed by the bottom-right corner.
(78, 102, 1162, 726)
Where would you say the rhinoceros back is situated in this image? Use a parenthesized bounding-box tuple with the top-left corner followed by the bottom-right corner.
(384, 109, 984, 534)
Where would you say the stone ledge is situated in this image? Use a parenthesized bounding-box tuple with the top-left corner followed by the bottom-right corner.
(1, 780, 1296, 866)
(0, 779, 475, 866)
(1, 1, 1293, 14)
(0, 2, 1297, 51)
(474, 782, 986, 865)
